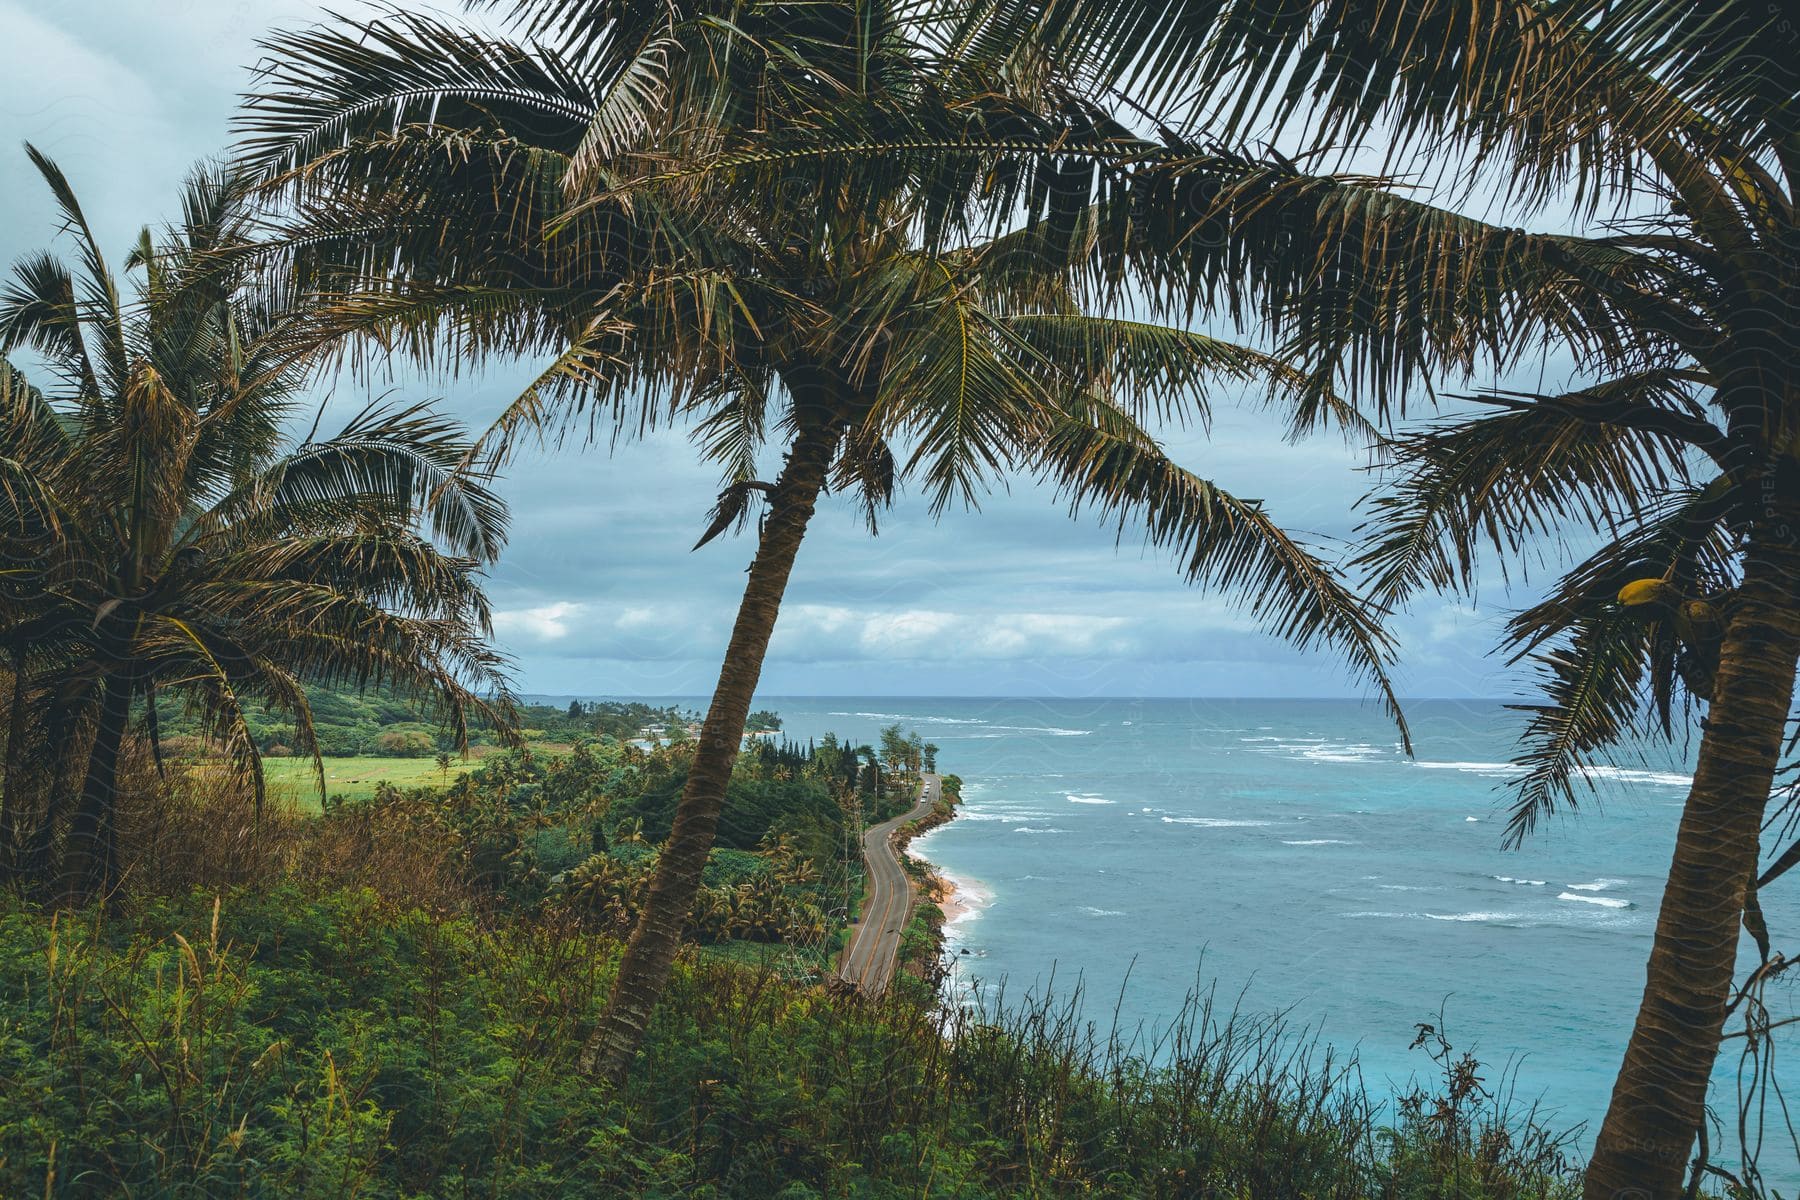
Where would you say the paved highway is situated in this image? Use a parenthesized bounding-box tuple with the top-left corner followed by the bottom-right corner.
(838, 773, 940, 996)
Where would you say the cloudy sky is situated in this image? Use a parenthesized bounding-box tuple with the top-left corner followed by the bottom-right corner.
(0, 0, 1583, 701)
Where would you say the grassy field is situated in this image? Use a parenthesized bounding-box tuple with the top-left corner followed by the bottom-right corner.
(260, 755, 465, 808)
(256, 744, 581, 809)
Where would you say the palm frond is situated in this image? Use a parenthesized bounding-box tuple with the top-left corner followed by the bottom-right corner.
(1502, 612, 1648, 847)
(1581, 0, 1799, 166)
(269, 401, 511, 562)
(564, 31, 680, 196)
(22, 145, 128, 396)
(1036, 395, 1410, 749)
(241, 11, 597, 179)
(872, 262, 1042, 512)
(0, 253, 100, 397)
(144, 615, 269, 812)
(1505, 482, 1736, 725)
(1354, 375, 1705, 608)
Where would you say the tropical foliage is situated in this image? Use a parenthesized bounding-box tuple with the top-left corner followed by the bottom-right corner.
(4, 0, 1791, 1191)
(235, 0, 1411, 1083)
(0, 721, 1578, 1199)
(0, 151, 514, 904)
(367, 719, 890, 952)
(565, 831, 832, 946)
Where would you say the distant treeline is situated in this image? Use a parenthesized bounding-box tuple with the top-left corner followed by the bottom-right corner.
(147, 688, 700, 758)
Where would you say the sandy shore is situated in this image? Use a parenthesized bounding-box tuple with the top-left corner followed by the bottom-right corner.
(940, 872, 978, 925)
(927, 874, 968, 923)
(917, 858, 991, 939)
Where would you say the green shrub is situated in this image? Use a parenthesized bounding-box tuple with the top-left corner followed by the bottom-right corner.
(374, 728, 435, 757)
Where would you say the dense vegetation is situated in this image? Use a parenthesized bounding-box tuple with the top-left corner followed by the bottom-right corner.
(0, 157, 511, 907)
(3, 0, 1797, 1190)
(0, 775, 1583, 1199)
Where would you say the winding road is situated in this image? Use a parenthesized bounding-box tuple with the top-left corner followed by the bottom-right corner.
(839, 773, 940, 996)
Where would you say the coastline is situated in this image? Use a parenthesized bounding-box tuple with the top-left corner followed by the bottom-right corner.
(920, 863, 990, 939)
(890, 775, 991, 977)
(930, 871, 973, 925)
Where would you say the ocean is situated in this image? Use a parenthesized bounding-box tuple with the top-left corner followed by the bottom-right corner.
(754, 696, 1799, 1183)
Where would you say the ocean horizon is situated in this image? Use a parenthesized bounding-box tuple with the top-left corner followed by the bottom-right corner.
(560, 693, 1798, 1183)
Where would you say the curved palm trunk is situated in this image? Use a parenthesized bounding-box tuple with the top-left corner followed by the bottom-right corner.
(55, 672, 134, 907)
(1585, 531, 1800, 1199)
(580, 420, 837, 1082)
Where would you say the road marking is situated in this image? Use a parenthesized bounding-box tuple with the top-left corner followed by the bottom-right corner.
(842, 778, 937, 995)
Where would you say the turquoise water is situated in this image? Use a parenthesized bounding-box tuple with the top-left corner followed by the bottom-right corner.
(755, 696, 1798, 1182)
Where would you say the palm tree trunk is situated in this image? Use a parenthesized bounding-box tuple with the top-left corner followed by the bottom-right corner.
(0, 640, 30, 883)
(580, 419, 838, 1082)
(55, 671, 134, 907)
(1585, 529, 1800, 1199)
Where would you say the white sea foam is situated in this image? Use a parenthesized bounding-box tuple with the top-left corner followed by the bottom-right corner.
(1379, 884, 1435, 891)
(985, 724, 1093, 736)
(933, 870, 993, 940)
(1575, 766, 1693, 788)
(1160, 816, 1273, 828)
(1415, 761, 1516, 784)
(1065, 793, 1113, 805)
(1242, 736, 1393, 766)
(1411, 760, 1691, 788)
(1078, 906, 1125, 917)
(1559, 892, 1632, 909)
(1465, 817, 1481, 822)
(828, 710, 989, 726)
(1425, 911, 1518, 923)
(1303, 746, 1385, 763)
(1494, 876, 1548, 886)
(1014, 827, 1070, 834)
(944, 728, 1088, 738)
(1566, 878, 1628, 892)
(1299, 741, 1388, 762)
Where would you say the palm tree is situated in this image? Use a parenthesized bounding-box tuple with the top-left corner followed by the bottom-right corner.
(913, 0, 1799, 1191)
(237, 0, 1408, 1082)
(0, 149, 516, 904)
